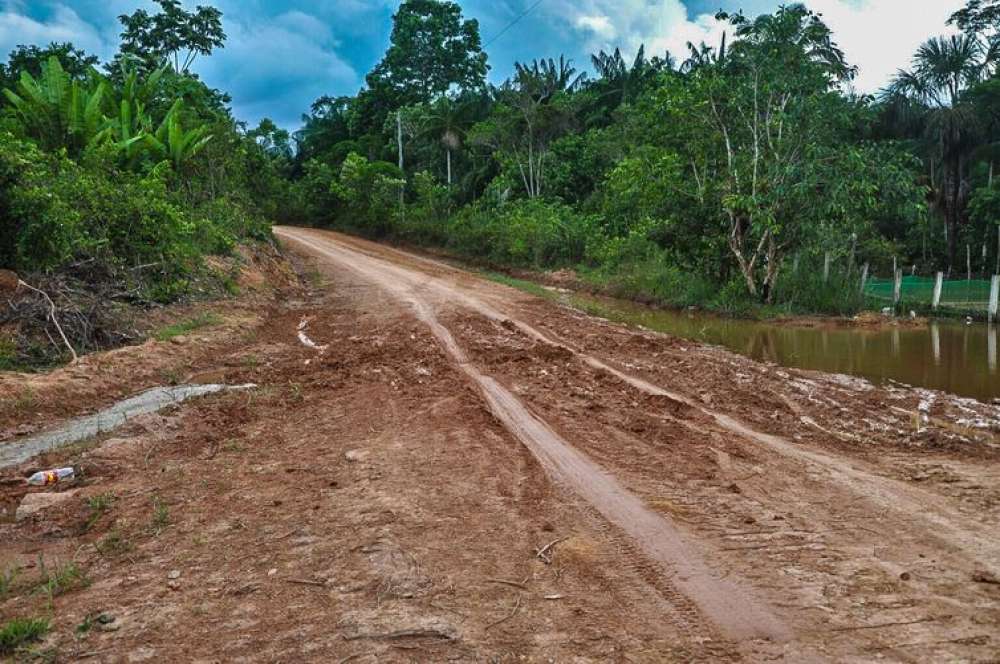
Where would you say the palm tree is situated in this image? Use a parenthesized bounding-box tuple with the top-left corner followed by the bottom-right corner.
(421, 96, 476, 187)
(885, 34, 990, 266)
(590, 45, 657, 107)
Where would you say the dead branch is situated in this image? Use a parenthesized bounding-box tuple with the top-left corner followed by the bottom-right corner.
(535, 536, 569, 564)
(284, 578, 327, 587)
(343, 629, 455, 642)
(486, 595, 522, 631)
(830, 616, 939, 633)
(487, 578, 528, 590)
(15, 278, 78, 363)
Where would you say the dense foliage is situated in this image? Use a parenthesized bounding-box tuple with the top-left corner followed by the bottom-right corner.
(0, 1, 282, 303)
(287, 0, 1000, 315)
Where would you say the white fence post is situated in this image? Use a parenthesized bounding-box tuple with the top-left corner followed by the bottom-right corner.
(990, 274, 1000, 322)
(932, 272, 944, 310)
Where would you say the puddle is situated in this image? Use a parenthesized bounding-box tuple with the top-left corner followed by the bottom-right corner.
(0, 384, 255, 468)
(561, 293, 1000, 402)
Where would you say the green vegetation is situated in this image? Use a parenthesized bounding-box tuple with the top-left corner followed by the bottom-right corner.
(6, 0, 1000, 327)
(283, 0, 1000, 317)
(0, 617, 49, 655)
(32, 558, 88, 599)
(0, 0, 287, 367)
(154, 312, 222, 341)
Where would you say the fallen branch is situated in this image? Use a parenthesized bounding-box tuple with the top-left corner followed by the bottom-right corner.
(16, 278, 78, 363)
(487, 578, 528, 590)
(535, 536, 569, 564)
(486, 595, 522, 630)
(343, 629, 455, 642)
(831, 616, 938, 633)
(284, 578, 327, 587)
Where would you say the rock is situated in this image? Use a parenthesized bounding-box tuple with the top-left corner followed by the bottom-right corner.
(169, 335, 187, 346)
(167, 570, 181, 580)
(16, 490, 79, 522)
(899, 572, 911, 581)
(344, 449, 369, 463)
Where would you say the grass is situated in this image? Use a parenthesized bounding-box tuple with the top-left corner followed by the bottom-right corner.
(149, 496, 170, 534)
(0, 565, 20, 599)
(481, 271, 555, 299)
(0, 618, 49, 654)
(94, 528, 132, 557)
(32, 559, 88, 599)
(154, 312, 222, 342)
(84, 493, 115, 531)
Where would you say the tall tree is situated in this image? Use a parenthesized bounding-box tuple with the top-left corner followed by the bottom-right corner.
(116, 0, 226, 74)
(885, 34, 988, 266)
(359, 0, 488, 134)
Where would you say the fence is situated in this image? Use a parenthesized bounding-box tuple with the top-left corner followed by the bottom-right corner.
(863, 271, 1000, 319)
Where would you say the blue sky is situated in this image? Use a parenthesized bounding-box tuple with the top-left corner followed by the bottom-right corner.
(0, 1, 967, 128)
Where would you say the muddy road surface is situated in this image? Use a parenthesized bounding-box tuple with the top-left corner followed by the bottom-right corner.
(0, 227, 997, 662)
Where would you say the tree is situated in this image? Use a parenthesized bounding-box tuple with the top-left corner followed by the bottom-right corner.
(885, 34, 988, 266)
(0, 43, 99, 91)
(116, 0, 226, 74)
(666, 5, 861, 300)
(360, 0, 488, 134)
(470, 59, 582, 199)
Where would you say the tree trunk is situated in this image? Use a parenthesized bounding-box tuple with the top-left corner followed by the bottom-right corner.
(446, 149, 452, 187)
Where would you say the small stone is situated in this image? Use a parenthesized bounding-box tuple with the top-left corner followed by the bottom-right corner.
(899, 572, 911, 581)
(97, 613, 115, 625)
(167, 580, 181, 591)
(267, 568, 278, 577)
(167, 570, 181, 580)
(169, 335, 187, 345)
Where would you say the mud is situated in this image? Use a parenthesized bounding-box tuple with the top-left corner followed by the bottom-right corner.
(0, 228, 995, 662)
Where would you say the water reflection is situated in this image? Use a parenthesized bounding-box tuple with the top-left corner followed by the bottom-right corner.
(567, 294, 1000, 402)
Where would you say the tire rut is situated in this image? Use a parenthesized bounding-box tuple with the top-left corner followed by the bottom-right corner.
(277, 228, 792, 645)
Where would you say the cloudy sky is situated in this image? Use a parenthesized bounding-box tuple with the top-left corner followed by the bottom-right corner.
(0, 0, 966, 128)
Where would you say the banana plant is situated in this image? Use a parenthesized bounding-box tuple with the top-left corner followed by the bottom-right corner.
(143, 99, 214, 168)
(2, 56, 110, 155)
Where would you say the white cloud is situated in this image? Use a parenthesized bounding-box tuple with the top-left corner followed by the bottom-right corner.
(546, 0, 965, 91)
(544, 0, 726, 62)
(803, 0, 965, 93)
(0, 4, 115, 61)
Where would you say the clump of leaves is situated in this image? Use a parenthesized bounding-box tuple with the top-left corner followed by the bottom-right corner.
(0, 617, 49, 654)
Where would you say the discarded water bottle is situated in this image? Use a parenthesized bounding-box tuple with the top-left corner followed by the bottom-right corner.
(26, 467, 75, 486)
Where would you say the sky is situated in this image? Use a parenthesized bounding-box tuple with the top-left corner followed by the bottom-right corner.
(0, 0, 967, 128)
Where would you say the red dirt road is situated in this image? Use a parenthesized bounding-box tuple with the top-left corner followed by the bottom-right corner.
(0, 227, 997, 662)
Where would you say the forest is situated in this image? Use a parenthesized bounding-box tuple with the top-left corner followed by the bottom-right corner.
(4, 0, 1000, 326)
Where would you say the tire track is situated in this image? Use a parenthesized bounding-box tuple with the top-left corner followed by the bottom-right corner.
(293, 229, 1000, 569)
(277, 228, 792, 644)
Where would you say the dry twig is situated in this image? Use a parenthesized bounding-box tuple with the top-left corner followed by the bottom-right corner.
(486, 595, 522, 630)
(16, 278, 78, 362)
(535, 536, 569, 564)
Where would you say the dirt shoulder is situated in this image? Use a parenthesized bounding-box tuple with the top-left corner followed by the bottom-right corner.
(0, 228, 996, 662)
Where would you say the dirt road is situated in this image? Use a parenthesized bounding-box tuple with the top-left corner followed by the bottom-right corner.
(0, 227, 998, 661)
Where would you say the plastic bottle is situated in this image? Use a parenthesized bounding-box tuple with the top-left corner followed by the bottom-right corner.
(26, 467, 75, 486)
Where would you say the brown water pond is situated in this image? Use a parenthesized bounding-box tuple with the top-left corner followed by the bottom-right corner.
(563, 293, 1000, 403)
